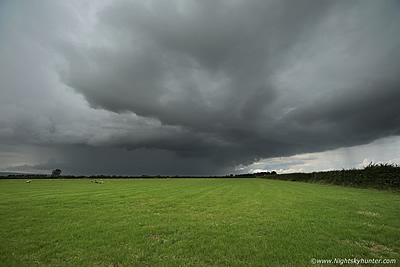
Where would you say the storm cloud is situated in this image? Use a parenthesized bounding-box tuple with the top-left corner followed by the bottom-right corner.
(1, 0, 400, 175)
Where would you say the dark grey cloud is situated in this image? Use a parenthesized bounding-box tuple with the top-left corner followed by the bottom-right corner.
(8, 145, 233, 176)
(1, 0, 400, 175)
(285, 80, 400, 142)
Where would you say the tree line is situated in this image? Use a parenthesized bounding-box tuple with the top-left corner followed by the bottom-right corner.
(1, 171, 277, 179)
(262, 163, 400, 190)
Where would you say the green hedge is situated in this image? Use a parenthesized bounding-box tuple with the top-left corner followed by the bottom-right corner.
(264, 163, 400, 190)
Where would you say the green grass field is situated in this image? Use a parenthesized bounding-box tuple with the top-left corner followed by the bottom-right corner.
(0, 178, 399, 266)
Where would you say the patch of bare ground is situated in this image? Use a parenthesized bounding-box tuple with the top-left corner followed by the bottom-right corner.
(356, 240, 399, 258)
(356, 211, 379, 217)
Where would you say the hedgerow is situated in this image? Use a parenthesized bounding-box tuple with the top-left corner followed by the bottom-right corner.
(264, 163, 400, 190)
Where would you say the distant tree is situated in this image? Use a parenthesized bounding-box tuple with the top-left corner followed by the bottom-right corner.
(51, 169, 62, 177)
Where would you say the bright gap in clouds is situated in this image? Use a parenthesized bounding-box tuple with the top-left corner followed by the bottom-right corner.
(240, 136, 400, 174)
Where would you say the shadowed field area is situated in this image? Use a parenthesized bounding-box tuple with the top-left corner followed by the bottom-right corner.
(0, 178, 399, 266)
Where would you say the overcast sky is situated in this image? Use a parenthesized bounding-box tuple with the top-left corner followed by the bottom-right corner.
(1, 0, 400, 176)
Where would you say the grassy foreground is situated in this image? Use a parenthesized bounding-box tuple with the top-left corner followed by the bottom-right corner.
(0, 178, 399, 266)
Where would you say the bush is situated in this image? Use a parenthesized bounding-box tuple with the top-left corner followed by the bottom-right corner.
(265, 163, 400, 190)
